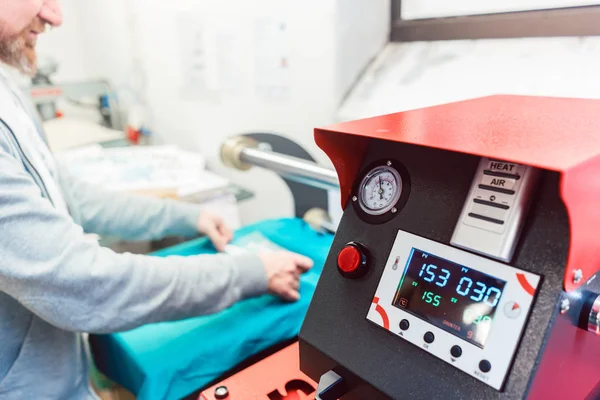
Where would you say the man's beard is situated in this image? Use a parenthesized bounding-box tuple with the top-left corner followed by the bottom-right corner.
(0, 29, 38, 77)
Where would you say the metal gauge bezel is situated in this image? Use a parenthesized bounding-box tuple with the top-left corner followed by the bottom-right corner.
(358, 166, 402, 216)
(352, 160, 411, 224)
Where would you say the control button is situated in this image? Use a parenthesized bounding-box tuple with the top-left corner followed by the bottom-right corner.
(337, 246, 360, 273)
(473, 198, 510, 210)
(450, 345, 462, 358)
(423, 332, 435, 344)
(504, 301, 522, 319)
(483, 169, 520, 180)
(481, 174, 517, 191)
(337, 243, 368, 278)
(470, 203, 508, 221)
(468, 212, 504, 225)
(399, 319, 410, 331)
(479, 360, 492, 373)
(474, 191, 514, 209)
(478, 184, 515, 195)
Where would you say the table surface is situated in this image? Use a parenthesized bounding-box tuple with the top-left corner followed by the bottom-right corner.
(90, 218, 334, 400)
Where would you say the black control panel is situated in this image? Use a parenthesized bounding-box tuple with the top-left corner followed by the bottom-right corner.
(299, 141, 570, 399)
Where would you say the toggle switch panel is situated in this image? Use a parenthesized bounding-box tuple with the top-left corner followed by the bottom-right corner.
(451, 158, 539, 262)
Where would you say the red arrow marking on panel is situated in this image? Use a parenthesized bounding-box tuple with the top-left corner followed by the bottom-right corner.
(372, 297, 390, 330)
(516, 273, 536, 296)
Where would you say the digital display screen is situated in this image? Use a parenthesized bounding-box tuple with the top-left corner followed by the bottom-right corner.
(393, 248, 507, 348)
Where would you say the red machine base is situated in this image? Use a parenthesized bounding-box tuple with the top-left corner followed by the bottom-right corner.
(199, 342, 316, 400)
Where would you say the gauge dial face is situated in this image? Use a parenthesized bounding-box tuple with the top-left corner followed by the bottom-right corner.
(358, 165, 403, 216)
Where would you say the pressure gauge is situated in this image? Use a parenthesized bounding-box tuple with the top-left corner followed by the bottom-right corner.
(358, 164, 403, 216)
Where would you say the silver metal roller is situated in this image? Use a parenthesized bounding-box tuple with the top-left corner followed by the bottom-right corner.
(220, 136, 339, 191)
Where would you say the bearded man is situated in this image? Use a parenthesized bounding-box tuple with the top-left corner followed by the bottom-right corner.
(0, 2, 312, 398)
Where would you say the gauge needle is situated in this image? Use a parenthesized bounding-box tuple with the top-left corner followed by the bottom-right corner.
(379, 176, 384, 199)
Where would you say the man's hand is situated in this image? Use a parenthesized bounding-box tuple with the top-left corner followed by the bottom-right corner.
(259, 251, 314, 301)
(197, 212, 233, 252)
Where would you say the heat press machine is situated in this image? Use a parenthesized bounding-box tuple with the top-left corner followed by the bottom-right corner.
(201, 94, 600, 400)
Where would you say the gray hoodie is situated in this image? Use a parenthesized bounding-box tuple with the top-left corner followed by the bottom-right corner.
(0, 67, 267, 399)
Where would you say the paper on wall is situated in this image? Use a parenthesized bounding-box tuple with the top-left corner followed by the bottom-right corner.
(177, 14, 248, 101)
(254, 17, 290, 101)
(178, 15, 220, 103)
(215, 21, 247, 97)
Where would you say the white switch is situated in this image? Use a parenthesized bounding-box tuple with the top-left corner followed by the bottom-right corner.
(451, 158, 539, 262)
(469, 203, 508, 222)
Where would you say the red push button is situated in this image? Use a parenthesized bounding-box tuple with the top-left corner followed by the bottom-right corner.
(338, 246, 361, 273)
(337, 243, 368, 277)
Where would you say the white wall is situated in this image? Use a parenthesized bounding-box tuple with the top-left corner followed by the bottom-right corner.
(36, 0, 88, 81)
(35, 0, 390, 225)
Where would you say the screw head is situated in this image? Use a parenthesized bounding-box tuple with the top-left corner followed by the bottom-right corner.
(574, 269, 584, 284)
(391, 207, 398, 213)
(560, 298, 570, 314)
(386, 160, 392, 166)
(352, 196, 358, 202)
(214, 386, 229, 399)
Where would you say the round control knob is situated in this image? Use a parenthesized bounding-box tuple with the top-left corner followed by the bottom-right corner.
(450, 345, 462, 358)
(588, 294, 600, 335)
(479, 360, 492, 373)
(399, 319, 410, 331)
(423, 332, 435, 344)
(337, 242, 369, 278)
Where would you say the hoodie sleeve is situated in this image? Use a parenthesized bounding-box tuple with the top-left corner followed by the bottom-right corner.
(57, 166, 203, 241)
(0, 141, 268, 334)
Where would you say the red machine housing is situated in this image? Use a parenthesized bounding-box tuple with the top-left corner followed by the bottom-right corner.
(199, 343, 316, 400)
(306, 95, 600, 399)
(315, 95, 600, 293)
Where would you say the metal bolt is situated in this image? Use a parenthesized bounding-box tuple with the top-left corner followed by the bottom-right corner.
(560, 298, 570, 314)
(352, 196, 358, 202)
(391, 207, 398, 213)
(574, 269, 584, 284)
(214, 386, 229, 399)
(386, 160, 392, 166)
